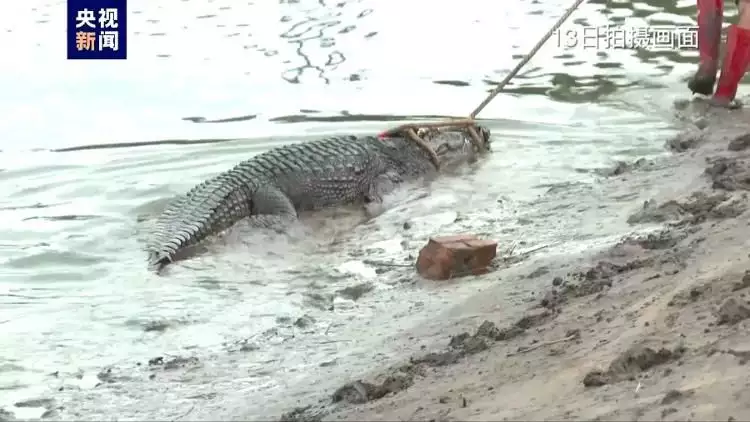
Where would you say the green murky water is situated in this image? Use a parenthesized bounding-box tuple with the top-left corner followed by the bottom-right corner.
(0, 0, 735, 419)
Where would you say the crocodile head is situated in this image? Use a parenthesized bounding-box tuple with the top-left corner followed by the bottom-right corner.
(417, 124, 491, 168)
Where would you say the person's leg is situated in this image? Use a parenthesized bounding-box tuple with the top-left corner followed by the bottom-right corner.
(688, 0, 725, 95)
(711, 0, 750, 108)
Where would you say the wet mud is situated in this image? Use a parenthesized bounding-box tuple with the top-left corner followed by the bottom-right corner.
(599, 158, 658, 177)
(275, 104, 750, 421)
(0, 353, 209, 420)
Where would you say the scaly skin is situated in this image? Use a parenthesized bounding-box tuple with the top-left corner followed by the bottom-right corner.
(146, 126, 491, 272)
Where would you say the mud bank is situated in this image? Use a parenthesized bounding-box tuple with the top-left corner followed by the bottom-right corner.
(279, 101, 750, 422)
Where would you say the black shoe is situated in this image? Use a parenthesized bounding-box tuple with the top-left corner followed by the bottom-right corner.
(688, 71, 716, 96)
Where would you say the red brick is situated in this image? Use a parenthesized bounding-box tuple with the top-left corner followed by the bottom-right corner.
(431, 234, 478, 244)
(416, 234, 498, 280)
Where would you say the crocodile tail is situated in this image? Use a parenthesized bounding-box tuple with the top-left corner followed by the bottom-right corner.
(146, 170, 256, 272)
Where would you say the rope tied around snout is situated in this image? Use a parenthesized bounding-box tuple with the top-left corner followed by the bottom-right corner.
(377, 0, 588, 169)
(379, 118, 479, 170)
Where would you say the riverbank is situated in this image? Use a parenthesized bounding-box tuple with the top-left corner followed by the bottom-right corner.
(279, 99, 750, 422)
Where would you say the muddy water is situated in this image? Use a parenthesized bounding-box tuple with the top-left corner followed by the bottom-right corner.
(0, 0, 730, 419)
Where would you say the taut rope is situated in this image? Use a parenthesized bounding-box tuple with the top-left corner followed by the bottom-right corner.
(382, 0, 588, 167)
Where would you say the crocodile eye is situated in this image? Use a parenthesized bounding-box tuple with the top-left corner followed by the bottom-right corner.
(480, 127, 491, 143)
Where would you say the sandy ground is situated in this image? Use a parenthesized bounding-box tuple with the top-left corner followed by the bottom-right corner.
(279, 100, 750, 422)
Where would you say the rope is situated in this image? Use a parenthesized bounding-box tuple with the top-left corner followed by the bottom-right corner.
(469, 0, 588, 118)
(381, 0, 588, 162)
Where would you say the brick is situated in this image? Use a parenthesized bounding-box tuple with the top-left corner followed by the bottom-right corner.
(416, 234, 498, 280)
(431, 234, 478, 244)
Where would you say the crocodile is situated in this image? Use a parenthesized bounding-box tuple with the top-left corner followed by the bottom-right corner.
(146, 125, 492, 272)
